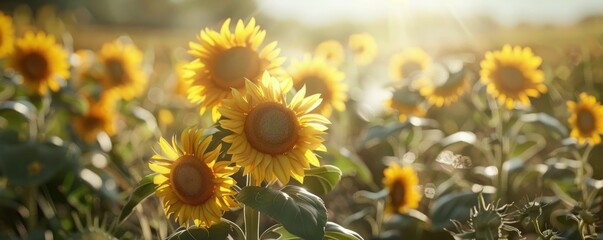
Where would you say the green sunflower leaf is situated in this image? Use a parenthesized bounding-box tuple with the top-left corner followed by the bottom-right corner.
(118, 173, 157, 223)
(520, 113, 568, 137)
(303, 165, 342, 195)
(166, 222, 231, 240)
(0, 138, 80, 185)
(430, 191, 492, 230)
(324, 147, 374, 188)
(271, 222, 364, 240)
(237, 185, 327, 240)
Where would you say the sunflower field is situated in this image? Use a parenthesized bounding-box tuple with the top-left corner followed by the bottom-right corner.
(2, 1, 603, 240)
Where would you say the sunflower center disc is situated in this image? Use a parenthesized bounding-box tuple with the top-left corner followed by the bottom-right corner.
(400, 61, 421, 79)
(105, 59, 126, 85)
(170, 155, 214, 205)
(298, 76, 329, 101)
(496, 66, 525, 92)
(23, 53, 48, 80)
(245, 102, 298, 155)
(390, 181, 406, 208)
(577, 109, 595, 133)
(214, 47, 261, 89)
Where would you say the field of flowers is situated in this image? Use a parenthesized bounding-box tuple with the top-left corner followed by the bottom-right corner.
(1, 1, 603, 240)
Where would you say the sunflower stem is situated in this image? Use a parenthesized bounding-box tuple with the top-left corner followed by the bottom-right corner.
(244, 175, 260, 240)
(26, 185, 38, 230)
(576, 145, 593, 205)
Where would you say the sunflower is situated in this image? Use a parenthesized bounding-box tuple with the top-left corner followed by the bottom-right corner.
(10, 31, 69, 95)
(314, 40, 344, 66)
(289, 55, 347, 117)
(383, 163, 421, 214)
(186, 18, 289, 122)
(219, 72, 329, 185)
(567, 93, 603, 145)
(480, 45, 547, 109)
(390, 48, 431, 81)
(98, 40, 146, 100)
(0, 11, 15, 58)
(386, 87, 426, 122)
(149, 128, 239, 227)
(418, 68, 470, 107)
(174, 61, 191, 99)
(348, 33, 377, 65)
(72, 92, 118, 143)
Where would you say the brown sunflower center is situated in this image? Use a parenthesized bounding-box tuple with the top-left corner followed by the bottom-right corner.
(353, 45, 365, 55)
(577, 109, 596, 133)
(169, 155, 215, 205)
(83, 115, 104, 130)
(21, 53, 48, 80)
(390, 180, 406, 208)
(297, 76, 330, 102)
(105, 59, 127, 85)
(400, 61, 422, 78)
(244, 102, 299, 155)
(213, 47, 261, 89)
(494, 66, 525, 92)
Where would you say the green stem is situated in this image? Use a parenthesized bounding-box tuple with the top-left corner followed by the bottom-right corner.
(375, 200, 385, 235)
(26, 185, 38, 230)
(577, 145, 594, 205)
(244, 175, 259, 240)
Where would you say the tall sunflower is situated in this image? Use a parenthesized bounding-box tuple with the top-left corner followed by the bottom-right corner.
(98, 40, 146, 100)
(383, 163, 421, 214)
(348, 33, 377, 65)
(186, 18, 289, 122)
(149, 128, 239, 227)
(390, 48, 431, 81)
(72, 92, 118, 143)
(418, 68, 470, 107)
(567, 93, 603, 145)
(0, 11, 15, 58)
(314, 40, 344, 66)
(480, 45, 547, 109)
(10, 31, 69, 95)
(386, 87, 426, 122)
(289, 55, 347, 117)
(219, 72, 329, 184)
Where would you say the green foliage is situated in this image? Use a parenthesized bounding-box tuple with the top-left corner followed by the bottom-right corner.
(0, 135, 80, 185)
(118, 174, 158, 223)
(166, 222, 232, 240)
(271, 222, 364, 240)
(237, 186, 328, 240)
(303, 165, 342, 195)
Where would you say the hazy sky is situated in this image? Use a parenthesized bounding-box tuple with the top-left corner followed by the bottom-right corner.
(258, 0, 603, 27)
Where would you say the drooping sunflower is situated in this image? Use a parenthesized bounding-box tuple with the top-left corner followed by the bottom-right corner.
(149, 128, 239, 227)
(383, 163, 422, 214)
(10, 31, 69, 95)
(386, 87, 426, 122)
(480, 45, 547, 109)
(98, 40, 146, 100)
(314, 40, 344, 66)
(348, 33, 377, 65)
(289, 55, 347, 117)
(418, 67, 470, 107)
(390, 48, 431, 81)
(0, 11, 15, 58)
(72, 92, 118, 143)
(186, 18, 289, 122)
(219, 72, 329, 184)
(567, 93, 603, 145)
